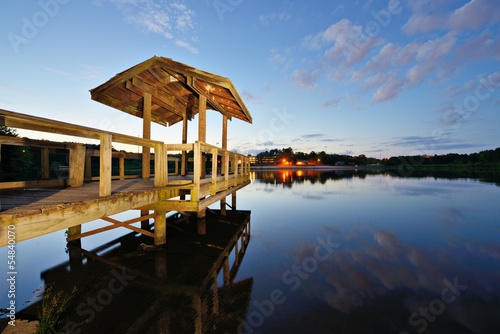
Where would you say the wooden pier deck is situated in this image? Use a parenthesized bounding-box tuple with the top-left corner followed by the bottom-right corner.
(0, 56, 253, 247)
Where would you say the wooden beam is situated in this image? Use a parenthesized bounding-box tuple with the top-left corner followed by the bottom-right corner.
(99, 133, 112, 197)
(67, 225, 81, 242)
(197, 180, 249, 211)
(41, 147, 49, 179)
(192, 79, 232, 120)
(142, 92, 152, 180)
(154, 210, 167, 245)
(154, 143, 167, 187)
(69, 144, 85, 187)
(211, 147, 218, 195)
(0, 109, 161, 147)
(0, 179, 67, 190)
(67, 214, 156, 241)
(198, 95, 206, 142)
(193, 141, 202, 201)
(181, 112, 188, 176)
(222, 115, 228, 150)
(127, 77, 185, 118)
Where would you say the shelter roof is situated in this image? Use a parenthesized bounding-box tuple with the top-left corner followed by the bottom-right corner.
(90, 56, 252, 126)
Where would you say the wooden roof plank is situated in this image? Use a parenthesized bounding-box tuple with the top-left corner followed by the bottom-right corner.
(90, 56, 252, 125)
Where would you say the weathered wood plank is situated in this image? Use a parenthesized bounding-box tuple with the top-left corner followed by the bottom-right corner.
(99, 133, 112, 197)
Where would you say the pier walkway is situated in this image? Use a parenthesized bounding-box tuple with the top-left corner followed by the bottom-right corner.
(0, 57, 252, 246)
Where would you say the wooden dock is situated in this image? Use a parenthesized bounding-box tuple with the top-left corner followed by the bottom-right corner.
(0, 57, 253, 246)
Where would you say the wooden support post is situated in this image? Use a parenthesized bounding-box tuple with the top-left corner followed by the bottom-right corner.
(141, 209, 150, 230)
(221, 114, 228, 176)
(69, 144, 85, 187)
(41, 147, 49, 179)
(84, 155, 92, 181)
(193, 141, 201, 201)
(119, 152, 125, 180)
(99, 133, 112, 197)
(154, 210, 167, 245)
(198, 95, 206, 143)
(222, 115, 228, 150)
(211, 147, 217, 195)
(220, 197, 227, 216)
(154, 143, 167, 187)
(181, 112, 188, 176)
(197, 208, 206, 235)
(67, 225, 82, 272)
(67, 225, 81, 241)
(231, 191, 236, 211)
(198, 96, 207, 180)
(142, 92, 152, 180)
(234, 156, 239, 186)
(223, 151, 229, 180)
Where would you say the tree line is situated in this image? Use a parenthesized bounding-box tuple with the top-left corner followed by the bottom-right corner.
(253, 147, 500, 166)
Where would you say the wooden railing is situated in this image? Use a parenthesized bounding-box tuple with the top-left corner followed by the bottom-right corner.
(0, 109, 250, 201)
(0, 108, 165, 196)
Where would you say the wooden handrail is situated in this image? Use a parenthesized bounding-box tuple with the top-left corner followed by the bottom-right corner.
(0, 108, 162, 147)
(0, 109, 250, 199)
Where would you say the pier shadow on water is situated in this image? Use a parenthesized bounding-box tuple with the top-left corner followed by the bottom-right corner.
(27, 210, 252, 334)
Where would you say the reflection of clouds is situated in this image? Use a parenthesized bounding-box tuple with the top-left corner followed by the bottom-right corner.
(393, 184, 451, 197)
(437, 207, 465, 226)
(291, 189, 345, 200)
(290, 226, 500, 315)
(465, 241, 500, 260)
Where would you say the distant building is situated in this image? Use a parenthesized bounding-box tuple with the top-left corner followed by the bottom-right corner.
(248, 155, 258, 164)
(335, 161, 345, 166)
(261, 156, 277, 164)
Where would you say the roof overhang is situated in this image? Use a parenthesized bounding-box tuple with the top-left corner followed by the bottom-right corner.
(90, 56, 252, 126)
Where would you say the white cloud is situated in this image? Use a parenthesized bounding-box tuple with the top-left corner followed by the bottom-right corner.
(404, 0, 500, 34)
(97, 0, 198, 53)
(290, 69, 319, 90)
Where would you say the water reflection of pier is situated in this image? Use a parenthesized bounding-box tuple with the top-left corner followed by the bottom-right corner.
(39, 210, 252, 334)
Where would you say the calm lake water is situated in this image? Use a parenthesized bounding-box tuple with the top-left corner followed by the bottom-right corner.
(1, 168, 500, 333)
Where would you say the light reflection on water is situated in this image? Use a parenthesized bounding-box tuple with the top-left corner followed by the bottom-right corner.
(1, 169, 500, 333)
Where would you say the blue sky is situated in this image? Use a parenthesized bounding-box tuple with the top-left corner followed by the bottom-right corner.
(1, 0, 499, 157)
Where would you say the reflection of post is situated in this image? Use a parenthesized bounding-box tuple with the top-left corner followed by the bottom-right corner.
(223, 257, 230, 287)
(234, 239, 239, 266)
(192, 295, 202, 334)
(197, 208, 206, 235)
(212, 273, 219, 315)
(154, 252, 167, 279)
(67, 239, 82, 272)
(220, 197, 227, 216)
(141, 209, 150, 230)
(231, 192, 237, 210)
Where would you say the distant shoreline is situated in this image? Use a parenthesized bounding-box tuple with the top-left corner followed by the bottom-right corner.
(250, 165, 358, 170)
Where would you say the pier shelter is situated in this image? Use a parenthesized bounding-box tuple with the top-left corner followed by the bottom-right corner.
(0, 57, 252, 246)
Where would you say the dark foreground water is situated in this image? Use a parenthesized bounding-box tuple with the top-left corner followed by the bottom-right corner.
(1, 169, 500, 333)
